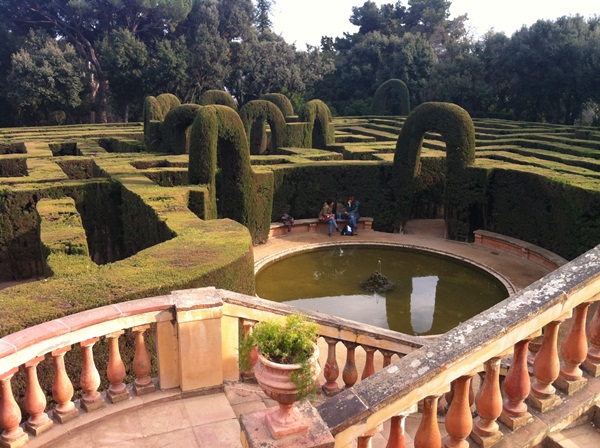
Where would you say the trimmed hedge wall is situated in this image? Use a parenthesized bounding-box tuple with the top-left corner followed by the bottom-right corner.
(260, 93, 294, 117)
(199, 90, 238, 110)
(188, 105, 273, 243)
(393, 102, 476, 240)
(372, 79, 411, 115)
(299, 99, 335, 149)
(239, 100, 286, 154)
(161, 104, 202, 154)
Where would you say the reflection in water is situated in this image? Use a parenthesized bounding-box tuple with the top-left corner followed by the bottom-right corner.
(410, 276, 438, 334)
(256, 246, 508, 336)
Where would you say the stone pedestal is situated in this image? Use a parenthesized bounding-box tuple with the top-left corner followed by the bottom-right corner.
(470, 429, 503, 448)
(554, 376, 587, 396)
(240, 402, 334, 448)
(498, 411, 533, 431)
(582, 359, 600, 377)
(526, 393, 561, 413)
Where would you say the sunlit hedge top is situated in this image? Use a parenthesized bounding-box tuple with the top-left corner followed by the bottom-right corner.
(372, 79, 410, 115)
(259, 93, 294, 117)
(199, 90, 238, 110)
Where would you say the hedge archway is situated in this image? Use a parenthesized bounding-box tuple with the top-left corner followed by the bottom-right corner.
(156, 93, 181, 116)
(188, 105, 256, 232)
(199, 90, 238, 110)
(372, 79, 410, 115)
(259, 93, 294, 117)
(239, 100, 286, 154)
(161, 104, 202, 154)
(393, 102, 476, 239)
(299, 99, 334, 149)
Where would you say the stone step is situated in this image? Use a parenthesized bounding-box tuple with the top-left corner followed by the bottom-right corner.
(544, 405, 600, 448)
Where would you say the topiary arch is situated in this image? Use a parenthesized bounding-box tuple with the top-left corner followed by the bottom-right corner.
(299, 99, 334, 149)
(188, 105, 265, 240)
(199, 90, 238, 110)
(259, 93, 294, 117)
(372, 79, 411, 116)
(393, 102, 476, 240)
(161, 104, 202, 154)
(239, 100, 286, 154)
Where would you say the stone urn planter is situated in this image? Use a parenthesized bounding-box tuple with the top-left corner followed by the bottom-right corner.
(239, 313, 320, 439)
(254, 346, 321, 438)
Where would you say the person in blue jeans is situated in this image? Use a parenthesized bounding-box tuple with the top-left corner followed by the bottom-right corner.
(344, 196, 360, 235)
(319, 200, 339, 236)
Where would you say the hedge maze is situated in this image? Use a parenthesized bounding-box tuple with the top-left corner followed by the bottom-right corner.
(2, 93, 600, 335)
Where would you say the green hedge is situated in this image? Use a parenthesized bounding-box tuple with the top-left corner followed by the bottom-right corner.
(372, 79, 411, 115)
(260, 93, 295, 117)
(188, 105, 272, 243)
(199, 90, 238, 110)
(299, 100, 335, 149)
(161, 104, 202, 154)
(393, 102, 476, 240)
(239, 100, 286, 154)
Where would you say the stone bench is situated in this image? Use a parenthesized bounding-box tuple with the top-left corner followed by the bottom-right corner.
(473, 229, 568, 270)
(269, 217, 374, 237)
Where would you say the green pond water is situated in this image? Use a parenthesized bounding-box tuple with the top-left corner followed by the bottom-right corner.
(255, 245, 509, 336)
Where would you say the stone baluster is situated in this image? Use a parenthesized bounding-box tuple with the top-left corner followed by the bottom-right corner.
(362, 346, 377, 380)
(322, 337, 340, 396)
(358, 425, 383, 448)
(381, 350, 395, 367)
(584, 301, 600, 377)
(24, 356, 53, 436)
(557, 303, 590, 394)
(51, 346, 78, 423)
(342, 341, 358, 388)
(500, 338, 533, 430)
(414, 395, 442, 448)
(0, 367, 28, 447)
(529, 316, 568, 412)
(106, 330, 129, 403)
(133, 325, 156, 395)
(472, 358, 503, 447)
(444, 375, 474, 448)
(80, 337, 104, 412)
(386, 405, 417, 448)
(241, 320, 258, 380)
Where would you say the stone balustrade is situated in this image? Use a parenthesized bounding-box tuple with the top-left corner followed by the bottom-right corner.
(1, 244, 600, 447)
(0, 287, 421, 447)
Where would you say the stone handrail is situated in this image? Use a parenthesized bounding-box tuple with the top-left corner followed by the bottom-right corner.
(316, 244, 600, 447)
(473, 229, 568, 270)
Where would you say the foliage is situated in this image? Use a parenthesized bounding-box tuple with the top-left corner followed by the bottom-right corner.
(239, 312, 318, 399)
(300, 99, 335, 149)
(199, 89, 238, 110)
(260, 93, 295, 117)
(161, 104, 202, 154)
(372, 79, 411, 115)
(7, 30, 86, 125)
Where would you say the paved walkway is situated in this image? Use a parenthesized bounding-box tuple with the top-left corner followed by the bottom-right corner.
(34, 220, 554, 447)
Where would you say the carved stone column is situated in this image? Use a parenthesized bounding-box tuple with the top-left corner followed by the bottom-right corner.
(342, 341, 358, 389)
(361, 346, 377, 380)
(24, 356, 53, 436)
(133, 325, 156, 395)
(500, 339, 533, 430)
(444, 375, 474, 448)
(556, 303, 590, 394)
(472, 358, 503, 447)
(51, 346, 78, 423)
(106, 330, 129, 403)
(80, 337, 104, 412)
(0, 367, 29, 447)
(414, 395, 442, 448)
(583, 302, 600, 377)
(322, 337, 340, 396)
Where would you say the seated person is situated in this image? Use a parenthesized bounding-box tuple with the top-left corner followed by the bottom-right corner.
(319, 200, 339, 237)
(344, 196, 360, 235)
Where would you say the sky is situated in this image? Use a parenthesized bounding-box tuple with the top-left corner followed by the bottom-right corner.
(271, 0, 599, 49)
